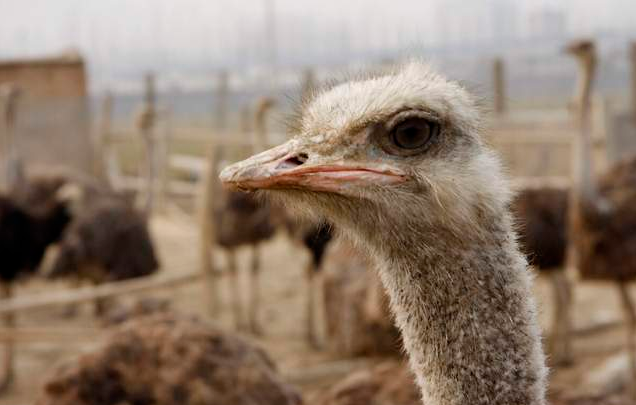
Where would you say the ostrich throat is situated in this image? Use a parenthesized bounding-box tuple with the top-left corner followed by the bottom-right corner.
(347, 205, 546, 405)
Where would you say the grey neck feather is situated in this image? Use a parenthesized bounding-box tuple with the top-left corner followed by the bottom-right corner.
(345, 207, 547, 405)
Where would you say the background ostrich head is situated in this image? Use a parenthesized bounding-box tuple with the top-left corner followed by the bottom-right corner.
(564, 39, 596, 62)
(220, 62, 511, 250)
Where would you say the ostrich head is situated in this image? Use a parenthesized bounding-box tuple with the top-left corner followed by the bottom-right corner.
(564, 39, 596, 64)
(221, 62, 509, 249)
(221, 62, 547, 405)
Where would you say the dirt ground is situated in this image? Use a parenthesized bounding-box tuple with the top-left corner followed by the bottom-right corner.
(1, 211, 635, 404)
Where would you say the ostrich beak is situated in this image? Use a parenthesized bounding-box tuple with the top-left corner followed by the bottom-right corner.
(219, 139, 407, 193)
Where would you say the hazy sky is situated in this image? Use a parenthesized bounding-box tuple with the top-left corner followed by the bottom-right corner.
(1, 0, 634, 90)
(2, 0, 634, 58)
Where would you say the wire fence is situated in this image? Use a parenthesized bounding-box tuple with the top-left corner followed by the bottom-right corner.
(1, 47, 634, 198)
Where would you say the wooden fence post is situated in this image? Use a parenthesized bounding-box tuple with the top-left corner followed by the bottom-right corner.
(0, 85, 23, 191)
(198, 70, 231, 316)
(136, 73, 158, 217)
(95, 91, 113, 183)
(493, 58, 507, 115)
(630, 42, 636, 123)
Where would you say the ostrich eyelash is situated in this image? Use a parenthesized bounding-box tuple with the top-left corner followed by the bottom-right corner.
(384, 109, 441, 133)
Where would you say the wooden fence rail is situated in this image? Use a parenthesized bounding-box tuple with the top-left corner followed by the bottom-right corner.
(0, 270, 201, 316)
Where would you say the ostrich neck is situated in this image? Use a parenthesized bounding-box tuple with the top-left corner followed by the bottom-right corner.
(254, 110, 270, 153)
(572, 58, 598, 204)
(356, 211, 547, 405)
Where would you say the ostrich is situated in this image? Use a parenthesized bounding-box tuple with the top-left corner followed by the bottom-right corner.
(512, 187, 570, 364)
(211, 98, 278, 334)
(211, 97, 334, 344)
(565, 40, 636, 391)
(0, 193, 71, 392)
(220, 61, 548, 405)
(11, 171, 157, 315)
(42, 191, 159, 315)
(35, 313, 302, 405)
(282, 219, 333, 348)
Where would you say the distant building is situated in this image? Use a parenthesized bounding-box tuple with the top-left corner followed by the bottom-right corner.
(0, 51, 93, 175)
(0, 51, 87, 98)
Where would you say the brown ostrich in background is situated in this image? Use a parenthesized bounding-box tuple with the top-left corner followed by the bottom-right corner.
(44, 194, 158, 278)
(35, 313, 301, 405)
(0, 192, 71, 393)
(211, 97, 278, 334)
(0, 170, 116, 392)
(13, 171, 158, 315)
(210, 97, 335, 344)
(42, 190, 159, 315)
(283, 219, 333, 348)
(566, 40, 636, 391)
(512, 187, 570, 364)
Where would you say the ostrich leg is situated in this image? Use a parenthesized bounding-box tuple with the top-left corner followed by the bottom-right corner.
(305, 259, 325, 349)
(560, 270, 573, 363)
(618, 281, 636, 397)
(549, 271, 573, 366)
(0, 283, 14, 393)
(227, 249, 245, 331)
(249, 244, 263, 335)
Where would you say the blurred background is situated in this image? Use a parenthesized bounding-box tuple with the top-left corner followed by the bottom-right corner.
(0, 1, 636, 405)
(1, 0, 635, 123)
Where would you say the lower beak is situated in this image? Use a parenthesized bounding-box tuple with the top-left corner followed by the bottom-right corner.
(219, 139, 406, 193)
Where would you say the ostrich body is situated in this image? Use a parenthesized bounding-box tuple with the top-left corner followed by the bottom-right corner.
(15, 172, 158, 315)
(566, 40, 636, 392)
(221, 62, 547, 405)
(572, 155, 636, 281)
(45, 196, 159, 285)
(513, 188, 568, 272)
(35, 313, 302, 405)
(0, 196, 70, 283)
(0, 193, 70, 392)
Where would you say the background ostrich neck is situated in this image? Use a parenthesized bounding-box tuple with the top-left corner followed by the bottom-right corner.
(254, 107, 270, 152)
(572, 56, 598, 204)
(351, 212, 546, 405)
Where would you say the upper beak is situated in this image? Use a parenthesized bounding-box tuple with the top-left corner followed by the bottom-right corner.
(219, 139, 407, 193)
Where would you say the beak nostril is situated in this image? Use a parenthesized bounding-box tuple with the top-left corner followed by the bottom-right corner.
(277, 153, 309, 170)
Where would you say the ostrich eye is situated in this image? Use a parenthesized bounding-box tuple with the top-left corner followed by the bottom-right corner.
(390, 118, 437, 150)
